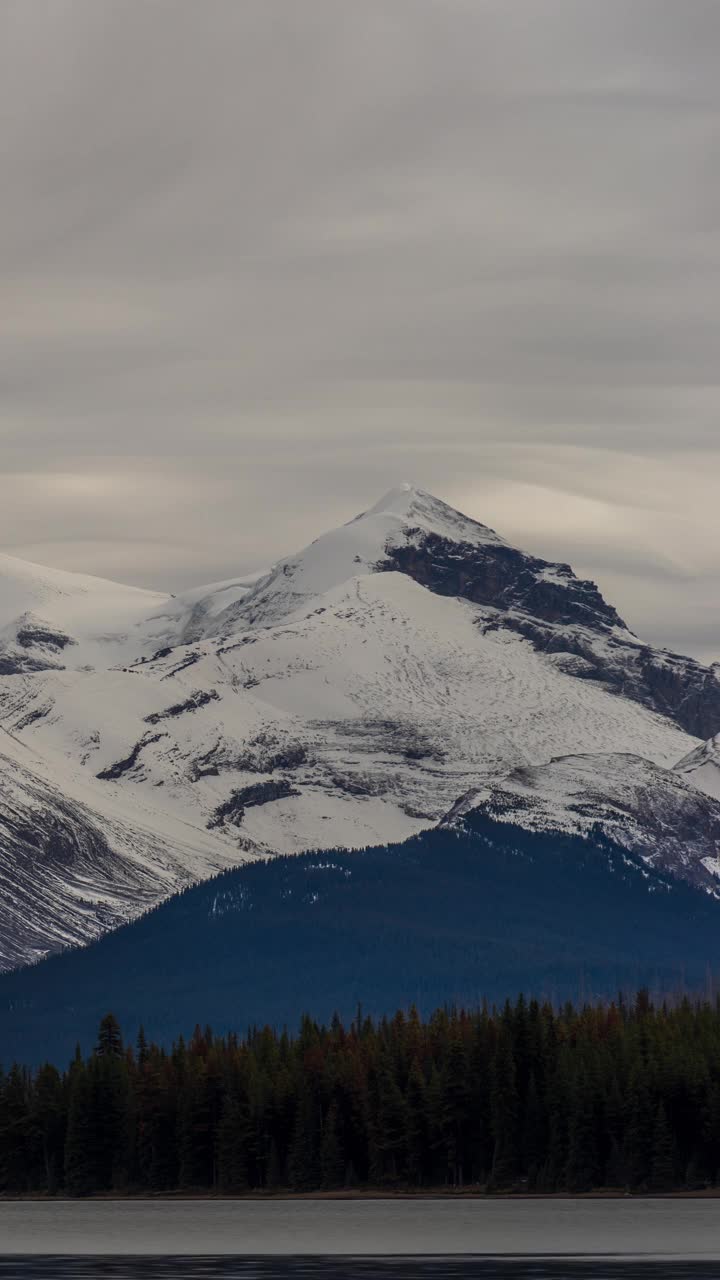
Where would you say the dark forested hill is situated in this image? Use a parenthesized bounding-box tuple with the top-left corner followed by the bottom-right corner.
(2, 814, 720, 1065)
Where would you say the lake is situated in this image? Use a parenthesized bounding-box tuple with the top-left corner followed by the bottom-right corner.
(0, 1263, 718, 1280)
(1, 1199, 719, 1277)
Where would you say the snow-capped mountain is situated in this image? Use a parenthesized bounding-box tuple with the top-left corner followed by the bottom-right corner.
(1, 484, 719, 970)
(445, 751, 720, 894)
(208, 485, 509, 634)
(0, 551, 262, 672)
(0, 551, 170, 672)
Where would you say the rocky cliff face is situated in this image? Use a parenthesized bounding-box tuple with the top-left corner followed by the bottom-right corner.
(379, 532, 627, 632)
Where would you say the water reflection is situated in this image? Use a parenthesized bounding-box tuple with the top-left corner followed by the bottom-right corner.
(0, 1261, 718, 1279)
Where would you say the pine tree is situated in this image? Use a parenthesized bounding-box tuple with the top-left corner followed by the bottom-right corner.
(64, 1067, 96, 1196)
(624, 1072, 654, 1191)
(650, 1103, 675, 1191)
(489, 1029, 519, 1190)
(703, 1081, 720, 1185)
(372, 1062, 407, 1184)
(178, 1065, 214, 1189)
(320, 1100, 345, 1189)
(90, 1048, 130, 1191)
(0, 1066, 31, 1193)
(96, 1013, 123, 1058)
(544, 1050, 571, 1191)
(424, 1064, 446, 1185)
(147, 1063, 179, 1191)
(266, 1137, 282, 1190)
(442, 1038, 470, 1187)
(522, 1071, 545, 1188)
(287, 1085, 321, 1190)
(217, 1094, 251, 1191)
(31, 1064, 65, 1193)
(136, 1027, 149, 1068)
(405, 1058, 428, 1186)
(565, 1068, 598, 1192)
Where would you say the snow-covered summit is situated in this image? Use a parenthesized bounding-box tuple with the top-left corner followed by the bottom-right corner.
(0, 551, 170, 670)
(210, 484, 507, 633)
(198, 485, 720, 740)
(0, 551, 166, 630)
(356, 484, 508, 549)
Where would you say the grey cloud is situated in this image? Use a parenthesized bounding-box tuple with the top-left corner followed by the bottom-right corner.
(1, 0, 719, 660)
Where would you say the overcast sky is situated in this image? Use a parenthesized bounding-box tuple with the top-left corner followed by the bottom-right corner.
(1, 1, 719, 660)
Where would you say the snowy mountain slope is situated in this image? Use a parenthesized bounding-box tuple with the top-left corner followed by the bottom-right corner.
(4, 570, 693, 845)
(675, 734, 720, 802)
(0, 730, 240, 971)
(0, 553, 264, 676)
(0, 551, 173, 672)
(154, 572, 267, 646)
(444, 751, 720, 894)
(1, 484, 719, 970)
(370, 494, 720, 741)
(208, 484, 508, 634)
(211, 483, 720, 739)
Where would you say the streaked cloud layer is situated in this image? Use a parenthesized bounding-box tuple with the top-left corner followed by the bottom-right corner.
(2, 0, 719, 658)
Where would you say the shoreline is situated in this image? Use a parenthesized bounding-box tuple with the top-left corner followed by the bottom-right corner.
(3, 1188, 720, 1202)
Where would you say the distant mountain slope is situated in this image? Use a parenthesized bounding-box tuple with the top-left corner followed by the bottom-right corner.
(0, 735, 241, 971)
(445, 751, 720, 894)
(2, 816, 720, 1066)
(1, 484, 719, 970)
(0, 551, 170, 672)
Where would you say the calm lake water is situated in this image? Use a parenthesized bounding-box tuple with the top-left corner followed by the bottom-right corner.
(1, 1200, 719, 1277)
(0, 1264, 719, 1280)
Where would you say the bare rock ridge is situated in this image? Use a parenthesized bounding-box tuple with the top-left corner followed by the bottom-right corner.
(379, 532, 627, 633)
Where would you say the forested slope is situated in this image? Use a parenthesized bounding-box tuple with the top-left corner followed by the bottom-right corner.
(2, 816, 720, 1065)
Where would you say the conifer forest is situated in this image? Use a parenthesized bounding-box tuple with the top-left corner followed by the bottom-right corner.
(3, 995, 720, 1197)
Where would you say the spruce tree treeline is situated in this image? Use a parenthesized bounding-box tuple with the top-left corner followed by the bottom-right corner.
(3, 996, 720, 1196)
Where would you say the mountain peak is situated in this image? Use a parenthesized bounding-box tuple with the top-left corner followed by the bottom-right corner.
(214, 486, 509, 632)
(361, 481, 417, 511)
(356, 484, 507, 550)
